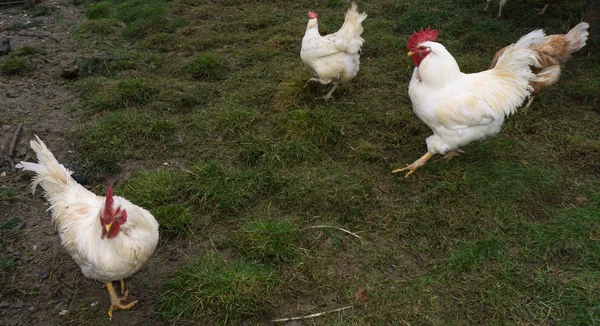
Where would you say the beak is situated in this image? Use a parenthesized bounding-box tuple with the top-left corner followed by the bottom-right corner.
(408, 51, 415, 57)
(105, 222, 113, 233)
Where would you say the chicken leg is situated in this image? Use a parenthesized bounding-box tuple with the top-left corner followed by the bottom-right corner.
(320, 82, 339, 101)
(392, 152, 434, 177)
(522, 95, 536, 113)
(106, 281, 137, 320)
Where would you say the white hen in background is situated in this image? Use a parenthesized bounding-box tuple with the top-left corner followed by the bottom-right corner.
(300, 2, 367, 100)
(16, 136, 159, 320)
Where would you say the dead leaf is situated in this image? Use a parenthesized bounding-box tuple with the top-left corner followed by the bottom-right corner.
(354, 288, 368, 302)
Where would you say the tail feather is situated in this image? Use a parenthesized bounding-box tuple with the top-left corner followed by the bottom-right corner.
(335, 2, 367, 54)
(493, 29, 544, 77)
(15, 135, 72, 195)
(565, 22, 589, 54)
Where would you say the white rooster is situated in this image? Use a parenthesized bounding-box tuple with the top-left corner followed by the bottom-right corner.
(393, 27, 543, 176)
(300, 2, 367, 100)
(16, 136, 159, 319)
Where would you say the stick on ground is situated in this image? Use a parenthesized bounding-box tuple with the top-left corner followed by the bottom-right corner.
(271, 305, 353, 323)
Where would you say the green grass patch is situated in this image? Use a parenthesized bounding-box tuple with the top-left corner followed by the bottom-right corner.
(235, 219, 299, 264)
(77, 18, 119, 35)
(10, 45, 46, 57)
(0, 56, 32, 75)
(86, 1, 113, 19)
(78, 77, 159, 111)
(10, 20, 42, 30)
(76, 112, 176, 176)
(67, 0, 599, 323)
(157, 253, 277, 323)
(28, 5, 57, 18)
(186, 53, 229, 81)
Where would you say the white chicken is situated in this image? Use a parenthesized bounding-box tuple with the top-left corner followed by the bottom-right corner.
(393, 27, 543, 176)
(16, 136, 159, 320)
(300, 2, 367, 100)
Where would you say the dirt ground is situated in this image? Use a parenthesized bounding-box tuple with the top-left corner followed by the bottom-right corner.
(0, 1, 173, 325)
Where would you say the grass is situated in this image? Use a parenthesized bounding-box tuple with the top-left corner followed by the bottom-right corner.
(156, 253, 277, 323)
(0, 56, 32, 75)
(14, 0, 600, 324)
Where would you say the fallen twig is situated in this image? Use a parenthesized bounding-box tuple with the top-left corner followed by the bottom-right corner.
(1, 124, 22, 172)
(301, 225, 362, 239)
(271, 305, 353, 323)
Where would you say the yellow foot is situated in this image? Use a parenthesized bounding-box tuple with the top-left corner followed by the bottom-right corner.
(392, 152, 434, 177)
(106, 281, 137, 320)
(443, 149, 465, 161)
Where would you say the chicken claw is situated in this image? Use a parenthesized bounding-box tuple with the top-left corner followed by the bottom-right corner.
(106, 281, 138, 320)
(392, 152, 434, 177)
(443, 149, 465, 161)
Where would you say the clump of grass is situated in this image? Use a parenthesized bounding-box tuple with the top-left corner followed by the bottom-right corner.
(79, 77, 159, 111)
(449, 238, 507, 272)
(77, 56, 136, 77)
(187, 53, 229, 80)
(116, 0, 185, 39)
(0, 257, 16, 270)
(77, 19, 119, 35)
(276, 163, 375, 223)
(29, 5, 58, 18)
(76, 112, 176, 176)
(118, 170, 193, 236)
(0, 56, 32, 75)
(10, 20, 42, 30)
(11, 45, 45, 57)
(524, 197, 600, 269)
(119, 163, 272, 235)
(235, 219, 299, 264)
(157, 253, 277, 323)
(281, 108, 342, 148)
(136, 32, 182, 52)
(86, 1, 113, 19)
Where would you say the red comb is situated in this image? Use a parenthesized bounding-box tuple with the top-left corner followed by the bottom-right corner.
(104, 186, 114, 218)
(308, 11, 318, 19)
(406, 26, 439, 51)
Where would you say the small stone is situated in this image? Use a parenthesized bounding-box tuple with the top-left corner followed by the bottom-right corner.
(37, 244, 50, 251)
(15, 299, 24, 308)
(6, 91, 19, 98)
(39, 271, 49, 280)
(90, 301, 99, 307)
(0, 172, 5, 177)
(58, 309, 68, 316)
(0, 302, 9, 308)
(28, 306, 34, 311)
(61, 65, 79, 80)
(415, 257, 425, 266)
(386, 267, 394, 274)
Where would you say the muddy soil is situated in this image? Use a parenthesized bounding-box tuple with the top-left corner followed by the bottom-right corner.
(0, 1, 182, 325)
